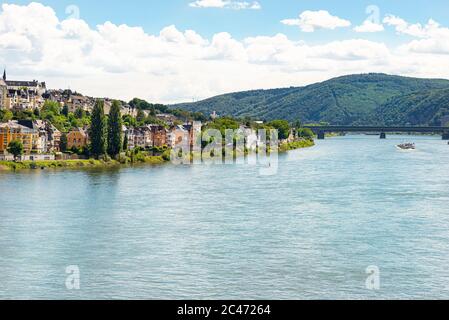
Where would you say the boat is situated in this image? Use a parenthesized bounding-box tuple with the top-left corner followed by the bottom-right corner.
(396, 143, 416, 150)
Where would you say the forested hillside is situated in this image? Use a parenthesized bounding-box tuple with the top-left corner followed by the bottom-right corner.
(173, 74, 449, 126)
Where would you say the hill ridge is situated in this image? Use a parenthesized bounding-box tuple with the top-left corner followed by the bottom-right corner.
(172, 73, 449, 126)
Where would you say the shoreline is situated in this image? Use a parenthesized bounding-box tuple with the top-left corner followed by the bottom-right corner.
(0, 140, 315, 172)
(0, 156, 166, 172)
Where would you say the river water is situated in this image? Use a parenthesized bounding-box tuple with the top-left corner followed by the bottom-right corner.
(1, 135, 449, 299)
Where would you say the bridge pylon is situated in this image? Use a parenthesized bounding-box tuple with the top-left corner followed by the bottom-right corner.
(317, 131, 325, 140)
(443, 132, 449, 140)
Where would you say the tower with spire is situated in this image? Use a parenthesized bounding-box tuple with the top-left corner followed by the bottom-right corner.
(0, 69, 6, 109)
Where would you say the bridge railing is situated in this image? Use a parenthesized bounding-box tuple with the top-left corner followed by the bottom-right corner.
(303, 126, 448, 133)
(302, 126, 449, 140)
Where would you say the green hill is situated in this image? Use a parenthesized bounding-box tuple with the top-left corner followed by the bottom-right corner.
(376, 88, 449, 126)
(172, 73, 449, 126)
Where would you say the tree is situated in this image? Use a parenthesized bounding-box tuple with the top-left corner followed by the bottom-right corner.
(107, 100, 123, 157)
(41, 100, 61, 115)
(268, 120, 291, 140)
(136, 109, 146, 125)
(122, 114, 137, 127)
(74, 107, 85, 119)
(297, 128, 314, 139)
(7, 140, 24, 161)
(90, 99, 107, 159)
(0, 110, 13, 122)
(123, 131, 128, 151)
(62, 104, 69, 117)
(60, 133, 68, 152)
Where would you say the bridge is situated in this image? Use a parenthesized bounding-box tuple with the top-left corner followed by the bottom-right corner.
(303, 125, 449, 140)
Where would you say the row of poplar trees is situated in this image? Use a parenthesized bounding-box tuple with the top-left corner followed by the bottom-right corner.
(90, 100, 124, 159)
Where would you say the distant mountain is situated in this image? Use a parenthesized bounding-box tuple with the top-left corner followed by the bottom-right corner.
(376, 88, 449, 126)
(172, 73, 449, 126)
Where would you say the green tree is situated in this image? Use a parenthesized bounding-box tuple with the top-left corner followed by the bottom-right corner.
(122, 114, 137, 127)
(60, 133, 68, 152)
(7, 140, 24, 161)
(268, 120, 291, 140)
(74, 107, 85, 119)
(107, 100, 123, 157)
(206, 117, 239, 135)
(41, 100, 61, 115)
(297, 128, 314, 139)
(62, 104, 69, 117)
(123, 131, 128, 151)
(1, 110, 13, 122)
(136, 109, 146, 125)
(90, 99, 107, 159)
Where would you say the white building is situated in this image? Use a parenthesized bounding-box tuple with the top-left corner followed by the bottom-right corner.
(1, 70, 46, 110)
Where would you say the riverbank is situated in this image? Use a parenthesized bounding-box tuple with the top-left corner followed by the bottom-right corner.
(0, 159, 119, 171)
(279, 139, 315, 152)
(0, 140, 315, 172)
(0, 156, 166, 172)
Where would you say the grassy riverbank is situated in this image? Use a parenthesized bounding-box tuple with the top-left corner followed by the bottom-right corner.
(0, 159, 119, 171)
(0, 140, 314, 172)
(279, 139, 315, 152)
(0, 155, 167, 172)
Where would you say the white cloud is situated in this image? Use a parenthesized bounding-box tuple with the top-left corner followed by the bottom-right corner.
(384, 15, 449, 55)
(281, 10, 351, 32)
(189, 0, 261, 10)
(206, 32, 247, 60)
(383, 15, 445, 38)
(354, 20, 384, 33)
(0, 32, 32, 51)
(1, 3, 449, 104)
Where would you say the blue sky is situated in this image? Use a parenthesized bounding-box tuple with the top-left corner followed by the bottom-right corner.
(5, 0, 449, 40)
(1, 1, 449, 103)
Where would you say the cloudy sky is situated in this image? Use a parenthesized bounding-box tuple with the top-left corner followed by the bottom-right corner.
(1, 0, 449, 104)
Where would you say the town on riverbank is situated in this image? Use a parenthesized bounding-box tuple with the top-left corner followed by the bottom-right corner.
(0, 71, 314, 171)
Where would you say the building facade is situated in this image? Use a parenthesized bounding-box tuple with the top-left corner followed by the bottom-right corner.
(33, 120, 61, 152)
(126, 126, 152, 149)
(167, 122, 202, 148)
(0, 78, 7, 109)
(0, 120, 61, 155)
(149, 125, 168, 148)
(167, 125, 189, 148)
(0, 121, 38, 154)
(66, 94, 94, 113)
(2, 70, 46, 110)
(67, 128, 89, 150)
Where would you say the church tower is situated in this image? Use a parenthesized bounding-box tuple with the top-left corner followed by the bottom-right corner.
(0, 70, 6, 109)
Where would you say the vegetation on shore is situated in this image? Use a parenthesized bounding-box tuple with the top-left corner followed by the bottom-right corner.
(1, 99, 316, 172)
(0, 159, 120, 171)
(0, 137, 314, 172)
(279, 139, 315, 152)
(0, 153, 168, 172)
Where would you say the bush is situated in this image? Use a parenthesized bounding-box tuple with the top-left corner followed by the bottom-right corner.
(162, 149, 171, 161)
(118, 154, 129, 164)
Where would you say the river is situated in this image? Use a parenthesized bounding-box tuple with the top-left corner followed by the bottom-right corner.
(1, 135, 449, 299)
